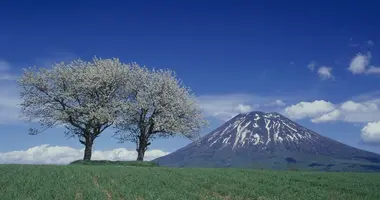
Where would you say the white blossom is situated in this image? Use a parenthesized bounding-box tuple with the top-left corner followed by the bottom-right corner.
(18, 57, 207, 161)
(115, 65, 208, 160)
(18, 57, 133, 160)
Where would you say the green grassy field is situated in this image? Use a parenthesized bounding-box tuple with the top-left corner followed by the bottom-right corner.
(1, 162, 380, 200)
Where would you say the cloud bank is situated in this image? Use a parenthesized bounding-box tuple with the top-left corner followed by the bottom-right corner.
(284, 99, 380, 123)
(361, 122, 380, 145)
(197, 94, 256, 121)
(198, 94, 289, 121)
(0, 144, 170, 164)
(284, 100, 335, 120)
(311, 109, 341, 123)
(283, 97, 380, 144)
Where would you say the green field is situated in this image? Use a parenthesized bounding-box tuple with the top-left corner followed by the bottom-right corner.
(1, 162, 380, 200)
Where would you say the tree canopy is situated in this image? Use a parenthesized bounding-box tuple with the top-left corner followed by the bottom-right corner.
(18, 57, 132, 160)
(115, 65, 208, 161)
(18, 57, 207, 161)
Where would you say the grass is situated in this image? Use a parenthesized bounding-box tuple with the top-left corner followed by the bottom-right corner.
(69, 160, 159, 167)
(1, 163, 380, 200)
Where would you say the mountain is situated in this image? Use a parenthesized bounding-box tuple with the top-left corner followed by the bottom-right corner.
(153, 111, 380, 172)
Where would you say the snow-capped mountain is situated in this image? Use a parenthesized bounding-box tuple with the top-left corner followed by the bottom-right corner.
(153, 111, 380, 171)
(205, 111, 321, 152)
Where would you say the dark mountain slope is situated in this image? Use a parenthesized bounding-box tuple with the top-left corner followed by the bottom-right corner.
(153, 111, 380, 172)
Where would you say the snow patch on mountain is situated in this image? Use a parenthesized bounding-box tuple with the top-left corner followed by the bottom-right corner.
(154, 111, 380, 171)
(204, 111, 317, 150)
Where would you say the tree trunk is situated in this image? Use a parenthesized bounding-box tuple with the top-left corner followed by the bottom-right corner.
(136, 136, 150, 161)
(136, 122, 155, 161)
(136, 146, 145, 161)
(83, 136, 94, 161)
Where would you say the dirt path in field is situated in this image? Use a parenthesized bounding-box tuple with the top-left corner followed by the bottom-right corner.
(200, 191, 233, 200)
(92, 176, 144, 200)
(93, 176, 113, 200)
(201, 191, 269, 200)
(75, 192, 83, 200)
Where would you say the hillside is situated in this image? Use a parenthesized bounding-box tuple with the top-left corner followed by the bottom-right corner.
(1, 164, 380, 200)
(154, 111, 380, 172)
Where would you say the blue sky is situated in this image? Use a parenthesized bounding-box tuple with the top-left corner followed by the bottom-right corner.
(1, 0, 380, 163)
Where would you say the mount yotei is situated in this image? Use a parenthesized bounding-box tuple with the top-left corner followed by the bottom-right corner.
(153, 111, 380, 172)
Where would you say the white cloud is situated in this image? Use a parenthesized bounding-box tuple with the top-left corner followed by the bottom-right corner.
(235, 104, 252, 113)
(197, 94, 293, 121)
(348, 53, 370, 74)
(307, 61, 317, 71)
(341, 101, 364, 112)
(367, 66, 380, 74)
(284, 100, 335, 119)
(340, 100, 378, 112)
(368, 40, 375, 46)
(341, 102, 380, 123)
(284, 99, 380, 123)
(264, 100, 286, 107)
(339, 100, 379, 123)
(311, 109, 340, 123)
(347, 52, 380, 75)
(307, 62, 334, 80)
(197, 94, 257, 121)
(273, 100, 286, 106)
(283, 96, 380, 146)
(317, 66, 334, 80)
(0, 144, 170, 164)
(361, 122, 380, 144)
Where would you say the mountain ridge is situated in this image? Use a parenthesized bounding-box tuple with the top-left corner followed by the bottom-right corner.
(153, 111, 380, 172)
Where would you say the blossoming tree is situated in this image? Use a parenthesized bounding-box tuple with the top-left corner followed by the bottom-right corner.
(115, 65, 208, 161)
(18, 58, 132, 160)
